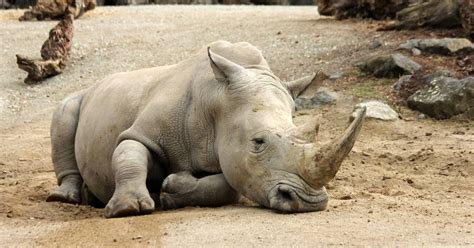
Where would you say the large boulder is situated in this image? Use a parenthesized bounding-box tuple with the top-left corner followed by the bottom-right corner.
(357, 53, 422, 78)
(399, 38, 474, 55)
(407, 77, 474, 119)
(392, 70, 455, 103)
(393, 70, 454, 93)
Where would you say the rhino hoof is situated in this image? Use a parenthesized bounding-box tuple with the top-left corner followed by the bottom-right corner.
(104, 192, 155, 218)
(46, 187, 80, 204)
(159, 192, 178, 210)
(161, 171, 196, 194)
(46, 175, 81, 204)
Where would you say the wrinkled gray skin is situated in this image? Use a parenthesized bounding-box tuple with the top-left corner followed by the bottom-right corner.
(47, 41, 366, 218)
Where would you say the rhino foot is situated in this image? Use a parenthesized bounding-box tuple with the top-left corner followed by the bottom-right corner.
(161, 172, 198, 194)
(160, 172, 197, 209)
(160, 192, 179, 210)
(46, 175, 82, 204)
(160, 172, 239, 209)
(104, 188, 155, 218)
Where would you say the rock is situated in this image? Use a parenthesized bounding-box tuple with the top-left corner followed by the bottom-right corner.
(329, 71, 344, 80)
(352, 101, 399, 121)
(382, 176, 392, 180)
(399, 38, 474, 55)
(338, 195, 353, 200)
(369, 40, 382, 50)
(407, 77, 474, 119)
(411, 48, 421, 56)
(393, 70, 455, 103)
(424, 69, 454, 83)
(393, 75, 412, 91)
(357, 53, 422, 78)
(294, 88, 337, 111)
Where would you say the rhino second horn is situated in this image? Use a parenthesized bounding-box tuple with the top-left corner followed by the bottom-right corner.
(300, 107, 366, 188)
(295, 119, 320, 142)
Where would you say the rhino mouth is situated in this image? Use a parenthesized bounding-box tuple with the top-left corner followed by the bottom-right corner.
(267, 183, 328, 213)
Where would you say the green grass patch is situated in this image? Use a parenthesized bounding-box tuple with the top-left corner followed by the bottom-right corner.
(353, 85, 378, 98)
(364, 78, 393, 86)
(345, 69, 367, 78)
(352, 77, 392, 99)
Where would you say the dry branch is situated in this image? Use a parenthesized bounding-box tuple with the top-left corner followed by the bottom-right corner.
(16, 14, 74, 85)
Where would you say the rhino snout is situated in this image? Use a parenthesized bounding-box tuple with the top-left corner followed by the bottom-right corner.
(267, 184, 328, 213)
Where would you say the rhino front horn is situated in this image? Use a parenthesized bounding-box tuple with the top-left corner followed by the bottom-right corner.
(299, 107, 366, 188)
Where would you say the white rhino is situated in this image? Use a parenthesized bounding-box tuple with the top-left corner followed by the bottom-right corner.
(47, 41, 366, 218)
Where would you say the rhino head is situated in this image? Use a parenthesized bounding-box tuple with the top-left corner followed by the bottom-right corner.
(208, 48, 366, 212)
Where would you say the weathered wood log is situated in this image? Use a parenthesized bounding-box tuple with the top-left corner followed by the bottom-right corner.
(380, 0, 461, 30)
(19, 0, 95, 21)
(317, 0, 415, 19)
(16, 14, 73, 85)
(316, 0, 472, 36)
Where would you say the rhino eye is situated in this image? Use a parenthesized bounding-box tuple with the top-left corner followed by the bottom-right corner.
(251, 138, 267, 153)
(253, 138, 265, 145)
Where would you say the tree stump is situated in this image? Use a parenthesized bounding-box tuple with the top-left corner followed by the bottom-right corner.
(16, 14, 74, 84)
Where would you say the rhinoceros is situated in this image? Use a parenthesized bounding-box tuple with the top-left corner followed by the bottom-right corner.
(47, 40, 366, 218)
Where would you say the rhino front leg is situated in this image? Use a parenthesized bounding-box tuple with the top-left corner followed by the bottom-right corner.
(160, 172, 239, 209)
(104, 140, 155, 218)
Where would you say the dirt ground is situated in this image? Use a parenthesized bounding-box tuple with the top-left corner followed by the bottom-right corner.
(0, 5, 473, 247)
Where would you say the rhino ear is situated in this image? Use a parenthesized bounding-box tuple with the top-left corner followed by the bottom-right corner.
(284, 73, 324, 99)
(208, 47, 247, 83)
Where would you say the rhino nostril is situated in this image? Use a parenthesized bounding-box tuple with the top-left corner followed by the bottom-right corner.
(277, 187, 294, 202)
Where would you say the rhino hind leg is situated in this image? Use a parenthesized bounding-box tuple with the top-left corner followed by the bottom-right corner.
(47, 91, 86, 204)
(104, 140, 155, 218)
(160, 172, 239, 210)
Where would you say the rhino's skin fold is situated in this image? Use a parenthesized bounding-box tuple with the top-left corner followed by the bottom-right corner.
(47, 40, 366, 218)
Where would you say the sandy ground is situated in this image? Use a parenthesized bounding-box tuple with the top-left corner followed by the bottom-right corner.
(0, 5, 473, 247)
